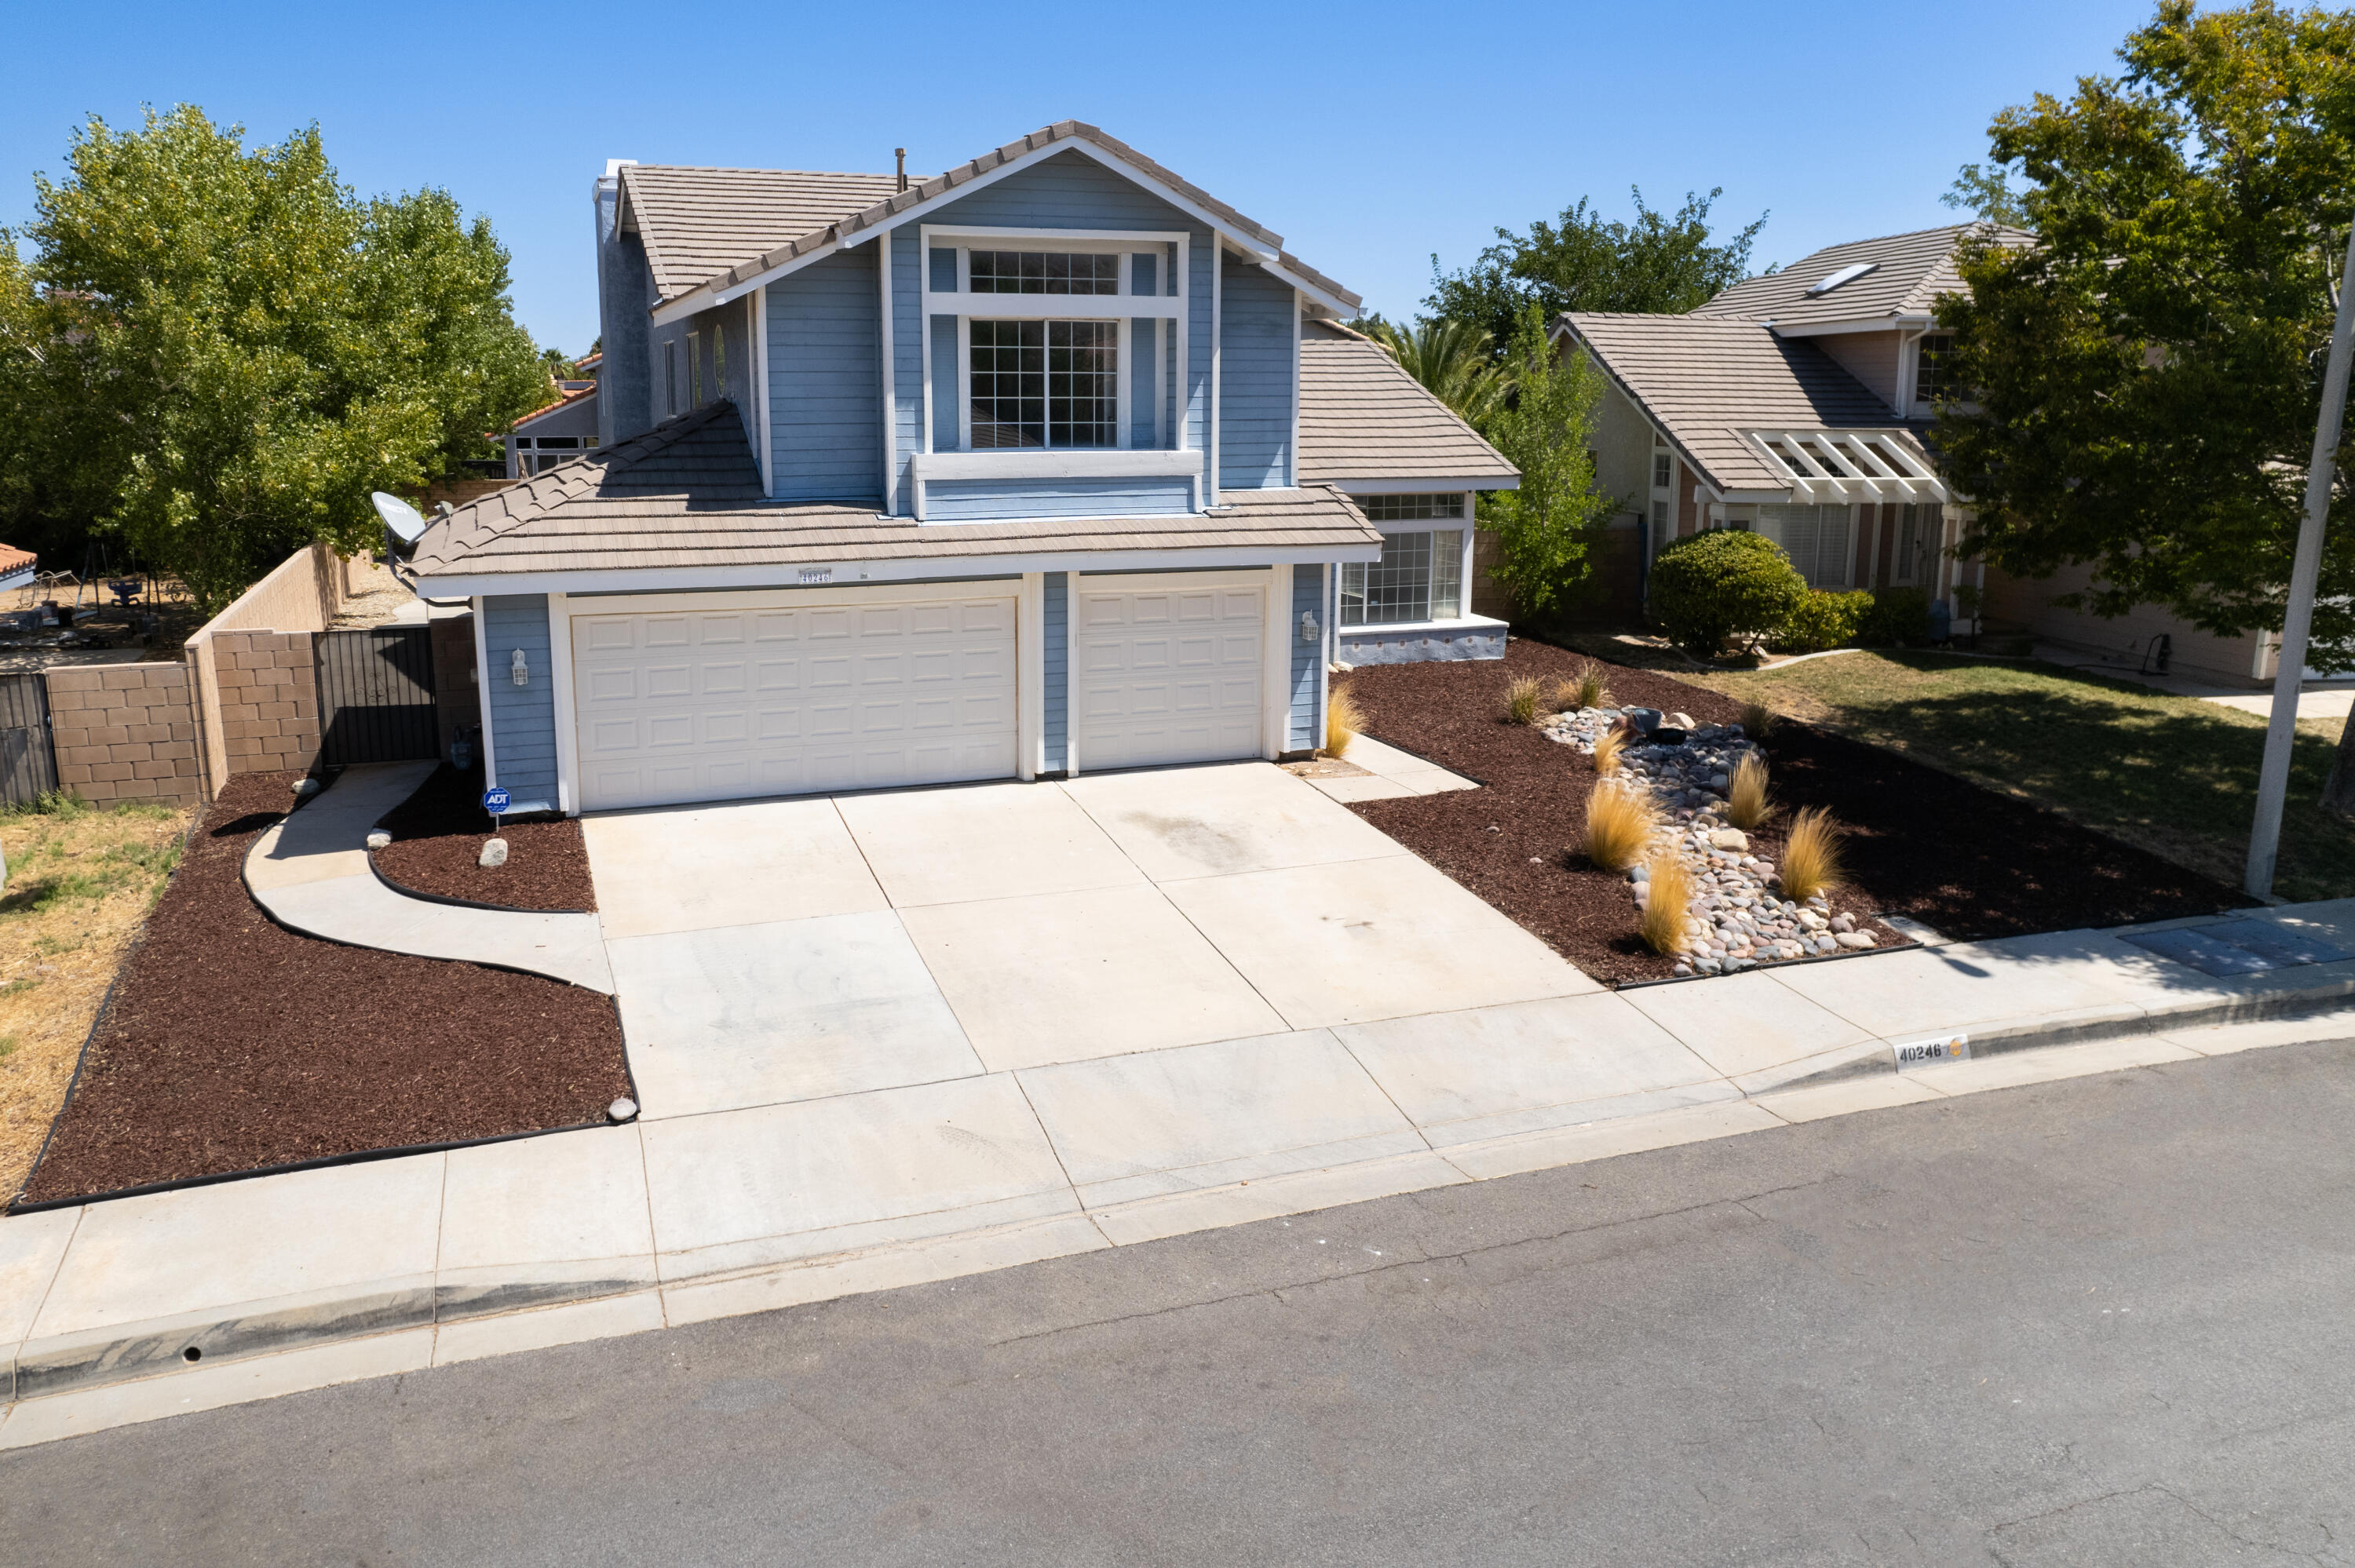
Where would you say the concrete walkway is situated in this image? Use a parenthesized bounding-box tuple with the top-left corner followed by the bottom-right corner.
(1302, 735, 1481, 803)
(245, 764, 614, 993)
(11, 764, 2355, 1447)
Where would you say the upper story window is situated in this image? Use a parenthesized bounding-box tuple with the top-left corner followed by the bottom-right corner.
(1916, 334, 1961, 405)
(1360, 493, 1466, 523)
(1652, 451, 1673, 490)
(971, 319, 1119, 448)
(969, 250, 1121, 294)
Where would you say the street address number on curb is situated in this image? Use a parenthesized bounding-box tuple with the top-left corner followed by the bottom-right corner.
(1893, 1034, 1970, 1070)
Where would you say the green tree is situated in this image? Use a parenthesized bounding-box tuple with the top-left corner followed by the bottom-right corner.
(1355, 315, 1513, 428)
(1477, 307, 1621, 618)
(1934, 0, 2355, 809)
(1941, 160, 2032, 226)
(1427, 188, 1769, 359)
(0, 106, 546, 611)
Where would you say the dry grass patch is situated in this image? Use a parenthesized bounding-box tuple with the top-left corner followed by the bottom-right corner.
(1739, 698, 1781, 739)
(1724, 753, 1776, 832)
(1637, 850, 1694, 956)
(1503, 674, 1546, 726)
(1554, 660, 1613, 713)
(1580, 780, 1659, 873)
(1780, 806, 1846, 902)
(0, 795, 192, 1199)
(1326, 681, 1364, 757)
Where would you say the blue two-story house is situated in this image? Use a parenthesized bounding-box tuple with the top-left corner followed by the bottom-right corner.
(414, 122, 1517, 815)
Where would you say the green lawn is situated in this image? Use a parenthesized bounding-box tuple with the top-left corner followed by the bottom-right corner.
(1670, 651, 2355, 905)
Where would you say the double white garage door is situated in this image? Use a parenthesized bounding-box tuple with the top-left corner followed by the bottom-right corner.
(570, 575, 1269, 811)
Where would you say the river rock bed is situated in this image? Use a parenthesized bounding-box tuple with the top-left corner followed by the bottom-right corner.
(1542, 705, 1879, 978)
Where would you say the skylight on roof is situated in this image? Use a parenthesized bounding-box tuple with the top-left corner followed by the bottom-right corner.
(1805, 261, 1879, 297)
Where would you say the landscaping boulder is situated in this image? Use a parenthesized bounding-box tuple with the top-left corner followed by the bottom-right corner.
(478, 837, 509, 869)
(1709, 829, 1749, 851)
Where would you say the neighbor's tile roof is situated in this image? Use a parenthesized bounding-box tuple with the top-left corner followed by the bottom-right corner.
(0, 545, 34, 575)
(631, 121, 1358, 315)
(1298, 322, 1517, 489)
(1559, 313, 1929, 495)
(1693, 223, 2035, 328)
(412, 401, 1381, 579)
(617, 165, 904, 303)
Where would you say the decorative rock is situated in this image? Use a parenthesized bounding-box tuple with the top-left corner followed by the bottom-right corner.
(1710, 829, 1749, 851)
(1797, 908, 1827, 931)
(608, 1096, 639, 1122)
(365, 830, 391, 851)
(1620, 706, 1663, 735)
(292, 778, 323, 799)
(478, 837, 509, 869)
(1667, 712, 1696, 729)
(1838, 931, 1877, 949)
(1830, 913, 1856, 934)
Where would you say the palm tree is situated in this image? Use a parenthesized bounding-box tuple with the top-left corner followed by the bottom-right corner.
(1354, 316, 1513, 432)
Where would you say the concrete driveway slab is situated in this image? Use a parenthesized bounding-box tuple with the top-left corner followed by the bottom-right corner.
(608, 910, 982, 1118)
(640, 1075, 1076, 1282)
(1163, 855, 1600, 1030)
(1017, 1029, 1425, 1207)
(900, 884, 1284, 1071)
(1062, 761, 1406, 881)
(1625, 969, 1879, 1080)
(583, 796, 884, 939)
(436, 1128, 657, 1319)
(834, 780, 1143, 906)
(1337, 994, 1724, 1146)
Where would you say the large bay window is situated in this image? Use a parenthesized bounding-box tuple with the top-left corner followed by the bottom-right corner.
(1341, 494, 1469, 626)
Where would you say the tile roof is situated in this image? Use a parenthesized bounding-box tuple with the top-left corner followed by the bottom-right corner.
(412, 401, 1381, 580)
(0, 545, 34, 575)
(635, 122, 1358, 315)
(1559, 313, 1930, 496)
(509, 385, 597, 432)
(1297, 322, 1517, 488)
(1693, 223, 2034, 328)
(617, 165, 904, 303)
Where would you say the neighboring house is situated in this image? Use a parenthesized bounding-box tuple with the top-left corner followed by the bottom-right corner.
(411, 121, 1517, 815)
(504, 385, 601, 479)
(1561, 223, 2287, 686)
(0, 545, 35, 596)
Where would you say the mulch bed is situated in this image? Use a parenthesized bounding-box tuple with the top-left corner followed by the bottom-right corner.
(1337, 638, 2250, 986)
(15, 771, 630, 1208)
(371, 761, 597, 913)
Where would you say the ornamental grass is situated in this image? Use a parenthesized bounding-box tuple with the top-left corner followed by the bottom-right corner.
(1553, 660, 1612, 713)
(1326, 682, 1364, 757)
(1581, 779, 1659, 873)
(1503, 674, 1546, 726)
(1591, 725, 1627, 775)
(1724, 752, 1776, 832)
(1637, 849, 1696, 956)
(1779, 806, 1846, 901)
(1739, 698, 1781, 739)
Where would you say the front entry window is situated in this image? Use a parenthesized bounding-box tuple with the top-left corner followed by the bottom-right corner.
(969, 319, 1119, 448)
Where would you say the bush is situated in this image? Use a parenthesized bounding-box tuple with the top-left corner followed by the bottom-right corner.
(1649, 531, 1808, 656)
(1772, 589, 1873, 654)
(1859, 586, 1933, 647)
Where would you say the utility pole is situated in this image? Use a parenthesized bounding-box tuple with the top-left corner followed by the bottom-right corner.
(2247, 217, 2355, 898)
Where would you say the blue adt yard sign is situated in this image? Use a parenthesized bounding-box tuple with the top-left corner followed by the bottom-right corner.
(482, 786, 512, 815)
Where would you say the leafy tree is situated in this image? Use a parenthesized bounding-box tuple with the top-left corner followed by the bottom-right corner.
(1941, 160, 2032, 226)
(1354, 315, 1513, 428)
(0, 106, 546, 611)
(1427, 188, 1769, 359)
(1477, 307, 1622, 618)
(1934, 0, 2355, 810)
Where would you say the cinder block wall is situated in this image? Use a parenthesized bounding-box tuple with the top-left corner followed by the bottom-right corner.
(210, 629, 323, 776)
(45, 664, 203, 806)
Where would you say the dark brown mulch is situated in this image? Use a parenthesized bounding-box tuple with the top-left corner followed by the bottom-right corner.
(371, 761, 597, 913)
(1337, 639, 2251, 986)
(16, 771, 630, 1207)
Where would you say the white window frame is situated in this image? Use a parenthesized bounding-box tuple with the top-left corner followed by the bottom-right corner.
(1338, 493, 1476, 630)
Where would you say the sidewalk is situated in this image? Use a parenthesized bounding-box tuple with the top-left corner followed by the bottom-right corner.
(5, 885, 2354, 1448)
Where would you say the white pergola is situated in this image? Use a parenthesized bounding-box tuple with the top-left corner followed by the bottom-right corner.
(1747, 430, 1948, 504)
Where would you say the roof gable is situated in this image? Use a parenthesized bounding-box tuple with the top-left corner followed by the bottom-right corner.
(1693, 223, 2033, 329)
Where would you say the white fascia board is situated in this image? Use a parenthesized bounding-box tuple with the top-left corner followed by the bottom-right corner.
(1321, 476, 1519, 494)
(1767, 315, 1935, 338)
(912, 449, 1201, 481)
(416, 543, 1382, 599)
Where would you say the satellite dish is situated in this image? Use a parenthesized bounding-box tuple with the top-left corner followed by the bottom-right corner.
(371, 491, 429, 557)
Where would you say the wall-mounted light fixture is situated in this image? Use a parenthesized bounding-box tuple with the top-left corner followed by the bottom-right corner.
(511, 647, 530, 687)
(1298, 610, 1320, 644)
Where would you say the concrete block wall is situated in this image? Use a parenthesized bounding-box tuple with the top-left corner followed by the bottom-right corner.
(45, 664, 203, 807)
(210, 629, 322, 776)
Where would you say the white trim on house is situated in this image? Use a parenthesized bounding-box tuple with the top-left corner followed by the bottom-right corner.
(1262, 561, 1292, 759)
(547, 591, 578, 815)
(1017, 571, 1044, 781)
(1745, 430, 1948, 505)
(470, 598, 498, 791)
(879, 232, 897, 516)
(1209, 242, 1223, 504)
(1767, 315, 1937, 337)
(1337, 476, 1520, 494)
(753, 286, 773, 496)
(922, 292, 1185, 320)
(912, 449, 1199, 481)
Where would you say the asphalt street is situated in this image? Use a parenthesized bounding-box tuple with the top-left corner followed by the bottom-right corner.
(8, 1036, 2354, 1566)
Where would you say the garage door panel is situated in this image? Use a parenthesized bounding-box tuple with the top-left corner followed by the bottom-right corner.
(1075, 578, 1265, 771)
(572, 590, 1018, 811)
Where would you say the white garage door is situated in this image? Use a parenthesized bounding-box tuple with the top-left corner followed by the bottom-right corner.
(571, 589, 1017, 811)
(1075, 574, 1265, 771)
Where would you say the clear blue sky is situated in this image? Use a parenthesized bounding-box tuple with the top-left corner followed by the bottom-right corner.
(2, 0, 2159, 354)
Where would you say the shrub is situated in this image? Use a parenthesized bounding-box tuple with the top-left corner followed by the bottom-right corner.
(1724, 753, 1775, 831)
(1648, 530, 1809, 656)
(1502, 674, 1546, 726)
(1778, 806, 1846, 901)
(1591, 725, 1626, 775)
(1553, 660, 1612, 712)
(1738, 698, 1780, 739)
(1325, 682, 1364, 757)
(1637, 850, 1695, 956)
(1858, 586, 1933, 647)
(1581, 779, 1658, 871)
(1772, 589, 1873, 654)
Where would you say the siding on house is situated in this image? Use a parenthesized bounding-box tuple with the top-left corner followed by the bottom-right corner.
(924, 476, 1193, 521)
(1816, 329, 1905, 413)
(888, 228, 923, 512)
(767, 246, 882, 502)
(1288, 564, 1324, 751)
(596, 178, 655, 444)
(1042, 571, 1069, 771)
(484, 594, 558, 809)
(1219, 253, 1294, 490)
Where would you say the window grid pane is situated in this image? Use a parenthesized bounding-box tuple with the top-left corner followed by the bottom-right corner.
(1359, 531, 1435, 624)
(1359, 493, 1466, 523)
(1429, 530, 1462, 618)
(969, 250, 1121, 295)
(1340, 562, 1368, 626)
(1047, 320, 1118, 447)
(970, 319, 1044, 448)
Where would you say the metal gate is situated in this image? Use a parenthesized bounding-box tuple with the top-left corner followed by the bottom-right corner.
(315, 627, 439, 766)
(0, 674, 57, 805)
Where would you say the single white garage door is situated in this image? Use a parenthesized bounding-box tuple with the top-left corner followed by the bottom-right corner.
(1075, 573, 1265, 771)
(571, 589, 1017, 811)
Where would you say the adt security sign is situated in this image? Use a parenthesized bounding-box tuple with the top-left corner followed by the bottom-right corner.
(482, 786, 512, 816)
(1893, 1034, 1970, 1070)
